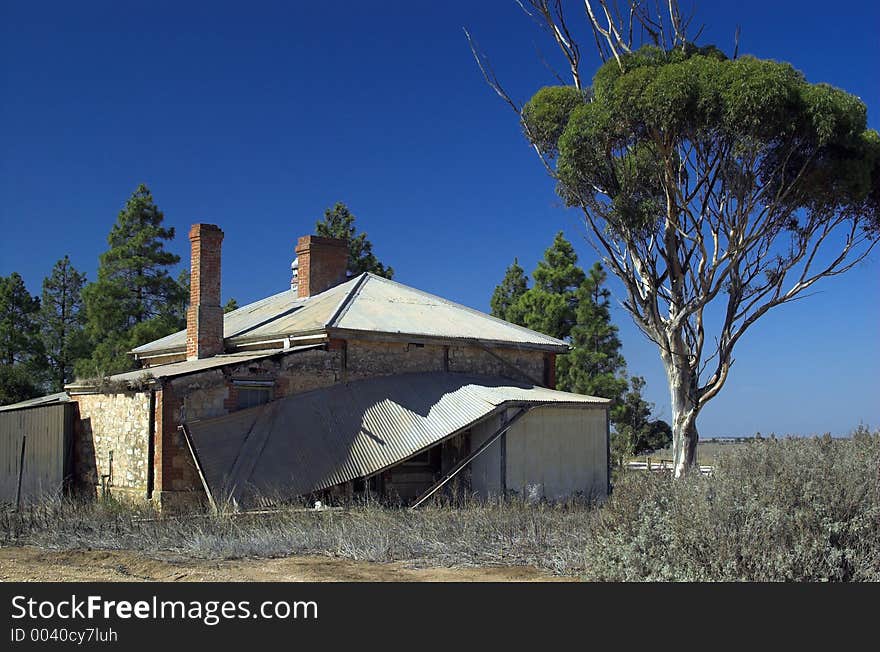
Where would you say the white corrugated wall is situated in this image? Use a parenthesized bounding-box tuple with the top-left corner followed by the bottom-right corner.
(470, 406, 607, 500)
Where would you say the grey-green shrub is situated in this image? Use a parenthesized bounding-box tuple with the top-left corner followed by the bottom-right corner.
(583, 432, 880, 581)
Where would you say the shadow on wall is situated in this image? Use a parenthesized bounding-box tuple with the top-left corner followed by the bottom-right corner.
(72, 412, 99, 498)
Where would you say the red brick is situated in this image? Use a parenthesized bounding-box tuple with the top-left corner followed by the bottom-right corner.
(294, 235, 348, 298)
(186, 223, 224, 359)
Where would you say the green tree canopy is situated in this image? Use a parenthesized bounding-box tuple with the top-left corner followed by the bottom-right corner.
(556, 262, 628, 402)
(513, 25, 879, 474)
(39, 256, 90, 391)
(491, 233, 666, 456)
(0, 273, 44, 404)
(315, 202, 394, 278)
(490, 258, 528, 320)
(223, 298, 239, 313)
(78, 184, 185, 377)
(504, 232, 585, 340)
(0, 364, 42, 406)
(611, 376, 672, 464)
(0, 272, 42, 368)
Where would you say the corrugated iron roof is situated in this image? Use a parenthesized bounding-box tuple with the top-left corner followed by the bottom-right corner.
(131, 287, 309, 355)
(185, 372, 607, 505)
(0, 392, 71, 412)
(66, 347, 320, 391)
(133, 273, 569, 357)
(330, 274, 567, 348)
(234, 277, 359, 340)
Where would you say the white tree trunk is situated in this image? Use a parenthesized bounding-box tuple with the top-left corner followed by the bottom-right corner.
(665, 357, 700, 477)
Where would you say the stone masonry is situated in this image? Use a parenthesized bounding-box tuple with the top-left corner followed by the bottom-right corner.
(73, 392, 151, 501)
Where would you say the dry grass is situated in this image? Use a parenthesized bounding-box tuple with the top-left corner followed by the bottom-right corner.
(2, 429, 878, 581)
(0, 496, 598, 576)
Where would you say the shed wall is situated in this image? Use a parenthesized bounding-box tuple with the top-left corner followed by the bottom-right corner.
(0, 404, 72, 503)
(470, 406, 607, 500)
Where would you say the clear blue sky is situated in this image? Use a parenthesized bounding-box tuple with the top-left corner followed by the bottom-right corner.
(1, 1, 877, 436)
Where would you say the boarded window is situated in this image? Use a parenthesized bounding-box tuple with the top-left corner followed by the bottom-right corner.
(236, 386, 272, 410)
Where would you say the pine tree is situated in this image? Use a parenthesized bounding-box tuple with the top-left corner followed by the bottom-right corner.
(490, 258, 528, 320)
(223, 298, 239, 313)
(78, 184, 185, 377)
(315, 202, 394, 278)
(557, 263, 628, 403)
(0, 272, 44, 404)
(490, 235, 670, 459)
(0, 365, 42, 405)
(39, 256, 89, 391)
(514, 232, 585, 340)
(0, 272, 42, 367)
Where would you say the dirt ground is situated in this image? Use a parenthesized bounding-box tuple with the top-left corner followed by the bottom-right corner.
(0, 546, 569, 582)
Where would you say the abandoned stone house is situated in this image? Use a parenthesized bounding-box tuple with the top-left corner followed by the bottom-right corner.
(50, 224, 610, 510)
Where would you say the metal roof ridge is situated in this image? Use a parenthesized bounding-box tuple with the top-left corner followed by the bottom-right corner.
(361, 274, 570, 347)
(227, 305, 302, 340)
(326, 272, 370, 328)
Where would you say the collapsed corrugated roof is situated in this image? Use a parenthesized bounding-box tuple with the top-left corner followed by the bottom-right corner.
(184, 372, 608, 505)
(133, 273, 569, 358)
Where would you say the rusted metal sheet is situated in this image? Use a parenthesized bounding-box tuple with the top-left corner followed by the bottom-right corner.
(185, 372, 608, 506)
(0, 402, 73, 503)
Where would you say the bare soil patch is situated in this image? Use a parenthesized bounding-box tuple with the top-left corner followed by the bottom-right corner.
(0, 546, 569, 582)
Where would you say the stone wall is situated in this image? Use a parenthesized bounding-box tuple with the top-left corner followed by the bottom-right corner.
(73, 392, 151, 501)
(345, 340, 445, 381)
(345, 339, 548, 385)
(162, 341, 548, 428)
(166, 347, 343, 423)
(448, 345, 548, 385)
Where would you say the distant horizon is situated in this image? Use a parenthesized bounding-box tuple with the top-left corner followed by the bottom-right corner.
(1, 0, 877, 437)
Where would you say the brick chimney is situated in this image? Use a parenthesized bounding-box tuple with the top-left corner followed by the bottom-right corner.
(186, 223, 224, 360)
(293, 235, 348, 298)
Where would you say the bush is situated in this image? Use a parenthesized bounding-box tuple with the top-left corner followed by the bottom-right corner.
(583, 432, 880, 581)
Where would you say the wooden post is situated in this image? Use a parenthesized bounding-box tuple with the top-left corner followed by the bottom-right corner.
(500, 410, 508, 494)
(15, 435, 27, 511)
(178, 424, 218, 513)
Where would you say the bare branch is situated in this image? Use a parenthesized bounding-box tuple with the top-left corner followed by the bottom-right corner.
(463, 27, 521, 115)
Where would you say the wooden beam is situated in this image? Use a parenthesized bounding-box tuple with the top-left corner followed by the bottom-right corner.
(410, 406, 531, 509)
(178, 423, 218, 513)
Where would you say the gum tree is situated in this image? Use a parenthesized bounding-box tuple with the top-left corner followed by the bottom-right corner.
(468, 1, 880, 475)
